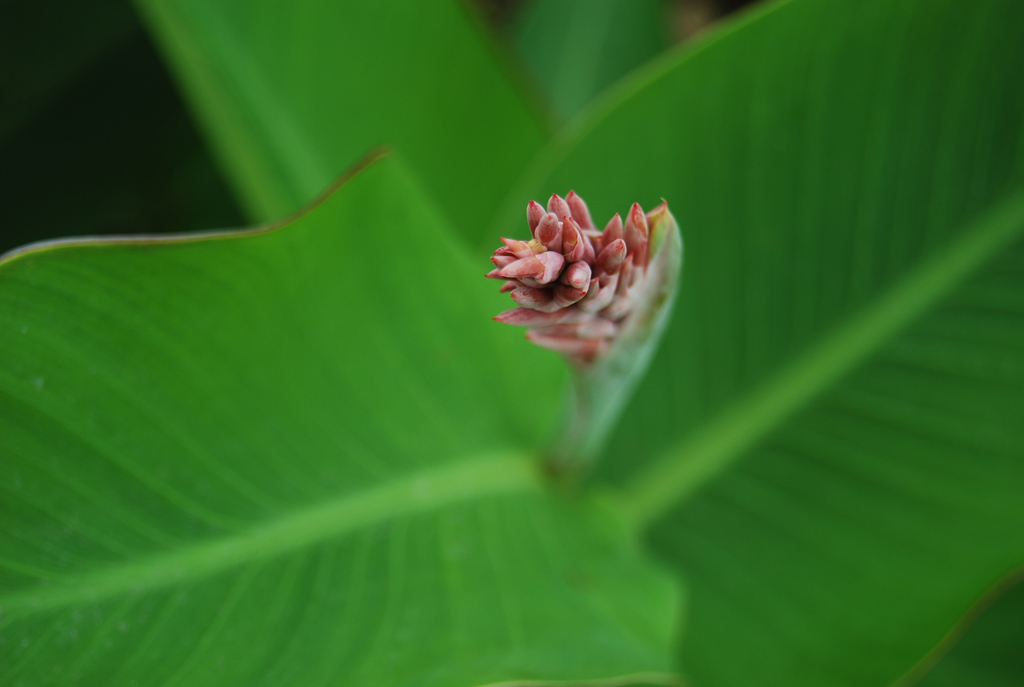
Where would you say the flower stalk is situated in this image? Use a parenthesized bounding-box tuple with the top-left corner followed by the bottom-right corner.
(488, 192, 683, 476)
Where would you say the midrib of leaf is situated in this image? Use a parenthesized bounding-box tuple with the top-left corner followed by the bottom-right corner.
(618, 191, 1024, 531)
(1, 451, 539, 616)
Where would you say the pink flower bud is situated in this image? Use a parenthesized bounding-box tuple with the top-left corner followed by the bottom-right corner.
(488, 192, 680, 372)
(527, 200, 546, 236)
(500, 237, 537, 259)
(553, 283, 588, 308)
(524, 331, 602, 362)
(547, 193, 571, 220)
(525, 331, 604, 358)
(577, 281, 617, 313)
(560, 261, 592, 290)
(494, 307, 590, 327)
(616, 255, 634, 296)
(566, 190, 594, 229)
(603, 213, 623, 244)
(561, 216, 586, 263)
(488, 193, 682, 473)
(510, 286, 559, 312)
(496, 255, 545, 279)
(595, 239, 627, 275)
(535, 213, 562, 252)
(535, 251, 566, 285)
(624, 203, 649, 268)
(581, 234, 596, 265)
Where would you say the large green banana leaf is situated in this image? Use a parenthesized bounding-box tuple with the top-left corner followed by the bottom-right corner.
(0, 154, 680, 686)
(511, 0, 1024, 685)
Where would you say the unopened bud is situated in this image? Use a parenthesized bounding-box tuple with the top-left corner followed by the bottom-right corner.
(561, 216, 586, 263)
(547, 193, 571, 220)
(494, 307, 589, 327)
(527, 200, 546, 236)
(525, 331, 604, 359)
(566, 190, 594, 229)
(624, 203, 649, 267)
(553, 283, 588, 308)
(595, 239, 627, 275)
(510, 286, 558, 312)
(560, 261, 592, 290)
(603, 213, 623, 244)
(496, 255, 545, 279)
(487, 191, 682, 472)
(535, 251, 566, 285)
(501, 237, 537, 259)
(535, 213, 562, 252)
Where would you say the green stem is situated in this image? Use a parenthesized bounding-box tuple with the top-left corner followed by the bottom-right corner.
(545, 213, 683, 480)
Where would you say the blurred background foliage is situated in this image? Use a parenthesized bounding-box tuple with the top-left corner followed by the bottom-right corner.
(0, 0, 756, 254)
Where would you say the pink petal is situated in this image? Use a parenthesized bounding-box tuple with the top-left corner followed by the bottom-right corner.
(496, 256, 545, 279)
(595, 239, 627, 275)
(535, 213, 562, 253)
(578, 281, 617, 313)
(561, 216, 586, 263)
(553, 283, 588, 308)
(527, 200, 546, 236)
(582, 234, 596, 264)
(525, 331, 603, 357)
(625, 203, 649, 267)
(616, 255, 634, 296)
(493, 307, 589, 327)
(501, 237, 536, 259)
(511, 286, 560, 312)
(566, 190, 594, 228)
(576, 277, 601, 307)
(603, 213, 623, 244)
(535, 251, 566, 285)
(560, 261, 592, 290)
(547, 193, 571, 220)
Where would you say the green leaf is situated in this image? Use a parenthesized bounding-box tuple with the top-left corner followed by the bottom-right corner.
(132, 0, 548, 244)
(914, 575, 1024, 687)
(511, 0, 1024, 684)
(511, 0, 670, 124)
(0, 155, 679, 686)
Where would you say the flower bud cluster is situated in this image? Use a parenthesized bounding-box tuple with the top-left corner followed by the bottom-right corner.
(487, 191, 660, 365)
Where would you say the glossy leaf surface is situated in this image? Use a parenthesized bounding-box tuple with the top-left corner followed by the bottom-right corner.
(510, 0, 1024, 684)
(0, 156, 678, 686)
(133, 0, 547, 242)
